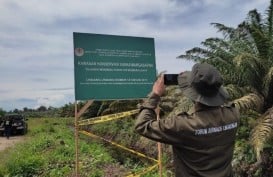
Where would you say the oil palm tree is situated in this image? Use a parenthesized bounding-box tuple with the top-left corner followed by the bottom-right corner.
(178, 0, 273, 169)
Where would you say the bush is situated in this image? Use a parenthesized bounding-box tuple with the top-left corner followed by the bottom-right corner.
(6, 151, 45, 176)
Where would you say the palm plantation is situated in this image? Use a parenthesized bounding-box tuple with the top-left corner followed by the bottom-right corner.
(178, 1, 273, 176)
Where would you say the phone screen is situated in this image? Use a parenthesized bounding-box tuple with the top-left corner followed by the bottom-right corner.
(164, 74, 178, 85)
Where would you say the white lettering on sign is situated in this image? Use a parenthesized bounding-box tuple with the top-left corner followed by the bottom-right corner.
(194, 122, 238, 135)
(78, 61, 154, 68)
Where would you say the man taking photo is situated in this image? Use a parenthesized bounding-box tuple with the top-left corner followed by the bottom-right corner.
(135, 63, 239, 177)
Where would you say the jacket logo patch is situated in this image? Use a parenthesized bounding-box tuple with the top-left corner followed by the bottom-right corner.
(195, 122, 237, 135)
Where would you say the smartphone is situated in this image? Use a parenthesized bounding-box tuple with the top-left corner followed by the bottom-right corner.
(164, 74, 179, 85)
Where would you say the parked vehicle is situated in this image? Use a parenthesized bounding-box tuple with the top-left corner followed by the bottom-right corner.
(0, 114, 28, 136)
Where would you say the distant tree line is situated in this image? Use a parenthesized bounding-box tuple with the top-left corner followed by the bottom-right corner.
(0, 105, 61, 118)
(0, 99, 140, 119)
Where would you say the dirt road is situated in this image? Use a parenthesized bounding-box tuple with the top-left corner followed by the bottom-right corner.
(0, 136, 25, 151)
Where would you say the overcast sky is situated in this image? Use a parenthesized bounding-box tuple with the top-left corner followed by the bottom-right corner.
(0, 0, 269, 111)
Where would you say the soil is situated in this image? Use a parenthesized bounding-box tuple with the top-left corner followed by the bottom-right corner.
(0, 136, 25, 151)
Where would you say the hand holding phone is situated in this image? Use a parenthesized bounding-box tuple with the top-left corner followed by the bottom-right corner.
(152, 75, 165, 96)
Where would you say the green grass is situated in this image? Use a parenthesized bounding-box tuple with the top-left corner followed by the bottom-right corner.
(0, 118, 170, 177)
(0, 118, 117, 177)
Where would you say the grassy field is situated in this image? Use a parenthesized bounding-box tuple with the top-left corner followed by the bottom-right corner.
(0, 118, 165, 177)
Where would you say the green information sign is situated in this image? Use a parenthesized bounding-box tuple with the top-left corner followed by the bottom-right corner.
(73, 33, 156, 100)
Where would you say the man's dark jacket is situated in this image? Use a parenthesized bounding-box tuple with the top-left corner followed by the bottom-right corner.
(135, 93, 239, 177)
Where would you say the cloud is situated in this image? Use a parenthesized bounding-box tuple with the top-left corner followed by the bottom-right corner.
(0, 90, 74, 111)
(0, 98, 36, 111)
(31, 78, 48, 83)
(0, 0, 270, 111)
(36, 94, 67, 109)
(45, 87, 74, 91)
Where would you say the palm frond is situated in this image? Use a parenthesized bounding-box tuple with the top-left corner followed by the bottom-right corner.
(224, 84, 256, 100)
(265, 0, 273, 63)
(246, 9, 263, 28)
(250, 107, 273, 162)
(185, 47, 209, 56)
(266, 0, 273, 35)
(234, 93, 264, 113)
(201, 38, 235, 60)
(263, 66, 273, 97)
(172, 96, 193, 116)
(162, 86, 193, 117)
(176, 54, 204, 62)
(245, 16, 269, 59)
(210, 23, 236, 39)
(177, 47, 209, 62)
(250, 27, 269, 59)
(232, 53, 266, 90)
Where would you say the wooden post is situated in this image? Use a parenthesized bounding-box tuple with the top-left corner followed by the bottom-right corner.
(74, 101, 79, 177)
(156, 107, 163, 177)
(74, 100, 94, 177)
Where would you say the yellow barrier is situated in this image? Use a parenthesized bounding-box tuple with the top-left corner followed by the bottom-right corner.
(79, 130, 158, 177)
(78, 109, 161, 176)
(126, 164, 158, 177)
(79, 130, 158, 163)
(78, 109, 139, 126)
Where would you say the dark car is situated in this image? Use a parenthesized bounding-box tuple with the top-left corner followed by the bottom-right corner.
(0, 114, 28, 136)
